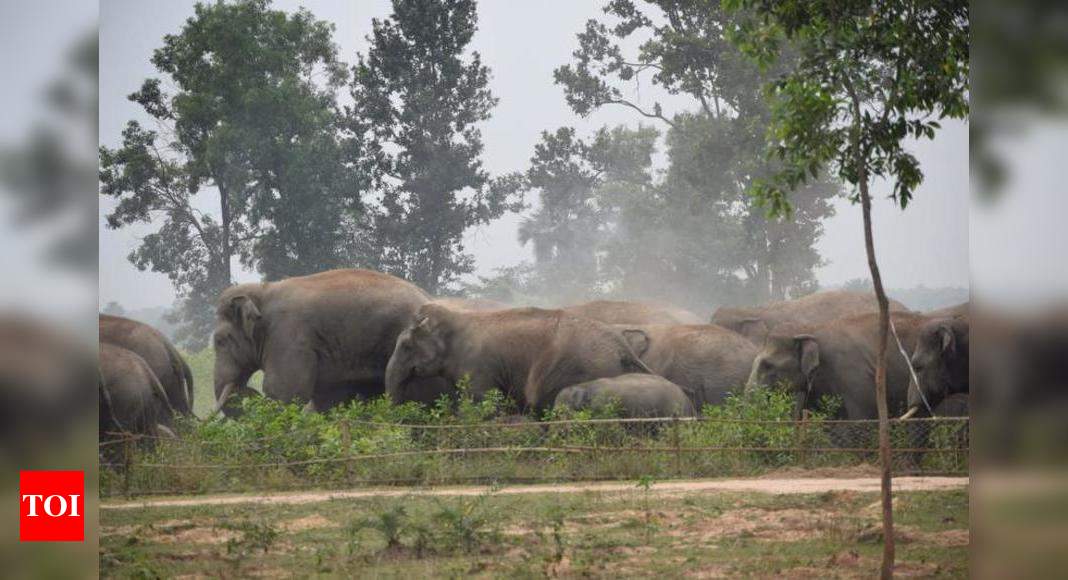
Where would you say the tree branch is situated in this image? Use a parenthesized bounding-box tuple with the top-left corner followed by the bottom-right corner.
(599, 98, 679, 130)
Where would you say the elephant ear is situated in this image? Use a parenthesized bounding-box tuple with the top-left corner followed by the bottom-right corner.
(230, 295, 262, 339)
(938, 323, 956, 355)
(621, 329, 651, 357)
(422, 304, 459, 340)
(795, 335, 820, 384)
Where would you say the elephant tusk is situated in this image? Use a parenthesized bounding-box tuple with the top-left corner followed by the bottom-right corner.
(156, 424, 177, 439)
(208, 382, 236, 420)
(899, 406, 919, 420)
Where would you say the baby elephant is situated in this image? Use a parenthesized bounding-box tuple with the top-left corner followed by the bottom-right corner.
(554, 374, 696, 418)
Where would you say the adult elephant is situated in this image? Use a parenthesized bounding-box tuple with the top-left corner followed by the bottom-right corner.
(902, 316, 969, 418)
(212, 269, 446, 415)
(99, 342, 175, 441)
(618, 324, 757, 409)
(100, 314, 194, 416)
(562, 300, 704, 325)
(554, 374, 696, 418)
(712, 290, 910, 345)
(745, 311, 929, 420)
(384, 304, 652, 411)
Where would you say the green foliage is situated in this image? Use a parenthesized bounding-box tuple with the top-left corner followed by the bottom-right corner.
(99, 0, 362, 349)
(432, 494, 498, 554)
(105, 378, 965, 496)
(725, 0, 970, 217)
(221, 519, 280, 575)
(355, 505, 409, 549)
(346, 0, 523, 295)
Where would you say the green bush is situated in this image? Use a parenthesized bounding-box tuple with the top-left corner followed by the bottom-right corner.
(102, 378, 964, 497)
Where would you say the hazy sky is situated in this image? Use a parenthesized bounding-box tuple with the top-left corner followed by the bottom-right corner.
(99, 0, 970, 311)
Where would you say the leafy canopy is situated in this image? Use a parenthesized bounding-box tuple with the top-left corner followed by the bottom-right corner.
(726, 0, 969, 217)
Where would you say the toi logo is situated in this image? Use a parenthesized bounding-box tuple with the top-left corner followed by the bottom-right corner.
(19, 470, 84, 542)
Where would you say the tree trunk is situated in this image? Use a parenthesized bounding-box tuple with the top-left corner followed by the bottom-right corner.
(860, 176, 895, 579)
(218, 180, 233, 286)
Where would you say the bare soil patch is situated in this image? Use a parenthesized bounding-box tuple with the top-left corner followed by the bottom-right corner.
(101, 476, 967, 510)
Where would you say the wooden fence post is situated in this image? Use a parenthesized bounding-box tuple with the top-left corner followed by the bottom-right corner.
(798, 410, 809, 466)
(672, 416, 682, 477)
(122, 435, 133, 498)
(340, 419, 353, 485)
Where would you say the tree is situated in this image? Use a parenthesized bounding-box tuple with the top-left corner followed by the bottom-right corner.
(348, 0, 523, 295)
(554, 0, 836, 305)
(99, 0, 357, 348)
(518, 127, 605, 302)
(726, 1, 969, 575)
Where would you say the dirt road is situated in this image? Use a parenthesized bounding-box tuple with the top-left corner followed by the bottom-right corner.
(101, 476, 967, 510)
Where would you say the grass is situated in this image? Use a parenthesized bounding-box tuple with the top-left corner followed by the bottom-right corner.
(99, 487, 969, 578)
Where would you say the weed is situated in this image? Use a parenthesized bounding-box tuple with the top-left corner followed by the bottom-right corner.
(355, 505, 408, 550)
(433, 493, 498, 554)
(221, 519, 279, 574)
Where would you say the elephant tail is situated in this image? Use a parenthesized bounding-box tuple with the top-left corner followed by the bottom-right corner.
(144, 360, 178, 419)
(99, 372, 128, 435)
(162, 339, 194, 417)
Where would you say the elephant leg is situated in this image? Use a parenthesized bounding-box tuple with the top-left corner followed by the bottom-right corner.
(526, 355, 591, 412)
(310, 382, 363, 412)
(262, 348, 318, 406)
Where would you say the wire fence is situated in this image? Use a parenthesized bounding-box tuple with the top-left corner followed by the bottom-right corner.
(99, 415, 968, 498)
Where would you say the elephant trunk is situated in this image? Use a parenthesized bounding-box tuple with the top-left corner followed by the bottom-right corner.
(209, 382, 236, 419)
(384, 356, 411, 403)
(792, 389, 808, 421)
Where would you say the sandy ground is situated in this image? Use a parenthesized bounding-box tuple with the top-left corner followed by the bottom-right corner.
(101, 475, 967, 511)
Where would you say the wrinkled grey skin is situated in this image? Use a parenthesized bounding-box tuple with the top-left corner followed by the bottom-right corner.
(562, 300, 704, 325)
(746, 312, 928, 420)
(213, 269, 447, 416)
(99, 342, 175, 440)
(618, 324, 757, 408)
(908, 316, 969, 416)
(712, 290, 910, 345)
(932, 392, 969, 417)
(385, 304, 653, 411)
(100, 313, 194, 416)
(554, 374, 696, 418)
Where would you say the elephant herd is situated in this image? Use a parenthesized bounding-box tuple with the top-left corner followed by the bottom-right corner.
(98, 268, 971, 443)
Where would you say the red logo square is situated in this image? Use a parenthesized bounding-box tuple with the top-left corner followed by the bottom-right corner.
(19, 470, 84, 542)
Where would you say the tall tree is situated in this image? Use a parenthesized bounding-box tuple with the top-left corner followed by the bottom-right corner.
(554, 0, 836, 305)
(518, 127, 605, 302)
(348, 0, 522, 295)
(99, 0, 356, 348)
(518, 125, 661, 303)
(727, 1, 969, 575)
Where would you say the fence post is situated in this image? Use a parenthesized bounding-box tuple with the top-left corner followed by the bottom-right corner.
(798, 410, 809, 466)
(672, 416, 682, 477)
(340, 419, 353, 485)
(122, 435, 133, 498)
